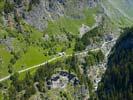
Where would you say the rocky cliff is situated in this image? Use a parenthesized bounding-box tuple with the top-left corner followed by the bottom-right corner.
(97, 27, 133, 100)
(4, 0, 99, 31)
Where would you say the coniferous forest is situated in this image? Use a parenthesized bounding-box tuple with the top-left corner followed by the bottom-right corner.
(97, 28, 133, 100)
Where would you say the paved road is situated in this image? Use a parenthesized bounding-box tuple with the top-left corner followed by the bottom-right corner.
(0, 39, 117, 82)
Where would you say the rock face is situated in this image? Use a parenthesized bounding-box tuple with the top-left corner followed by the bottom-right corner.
(79, 24, 90, 38)
(24, 0, 99, 30)
(3, 0, 133, 30)
(5, 0, 99, 31)
(25, 0, 65, 30)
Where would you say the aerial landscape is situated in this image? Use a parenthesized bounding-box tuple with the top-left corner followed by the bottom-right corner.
(0, 0, 133, 100)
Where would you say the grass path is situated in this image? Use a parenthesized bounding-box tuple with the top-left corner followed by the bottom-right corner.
(0, 38, 117, 82)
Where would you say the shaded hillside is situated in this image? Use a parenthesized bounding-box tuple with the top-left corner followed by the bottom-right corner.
(108, 28, 133, 67)
(97, 27, 133, 100)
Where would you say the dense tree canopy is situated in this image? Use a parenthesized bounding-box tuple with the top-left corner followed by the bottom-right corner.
(97, 27, 133, 100)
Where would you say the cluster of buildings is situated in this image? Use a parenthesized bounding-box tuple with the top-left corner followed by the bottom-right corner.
(46, 71, 80, 89)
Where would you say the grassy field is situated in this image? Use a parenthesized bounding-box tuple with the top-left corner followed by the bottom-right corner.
(45, 7, 99, 35)
(0, 45, 12, 78)
(0, 0, 4, 11)
(22, 21, 43, 41)
(14, 46, 50, 71)
(0, 6, 99, 80)
(0, 92, 3, 100)
(0, 24, 76, 79)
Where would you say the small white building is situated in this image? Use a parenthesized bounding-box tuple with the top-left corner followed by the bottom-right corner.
(58, 52, 65, 56)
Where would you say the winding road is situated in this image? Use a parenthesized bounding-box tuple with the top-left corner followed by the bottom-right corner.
(0, 38, 117, 82)
(0, 52, 86, 82)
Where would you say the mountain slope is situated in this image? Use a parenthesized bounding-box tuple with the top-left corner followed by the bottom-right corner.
(97, 28, 133, 100)
(101, 0, 133, 27)
(0, 0, 133, 99)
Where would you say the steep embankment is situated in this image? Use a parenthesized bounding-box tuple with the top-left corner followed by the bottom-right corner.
(101, 0, 133, 27)
(4, 0, 98, 31)
(97, 28, 133, 100)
